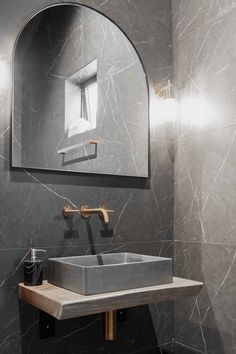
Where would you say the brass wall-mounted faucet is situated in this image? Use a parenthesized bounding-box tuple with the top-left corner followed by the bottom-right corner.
(63, 205, 114, 224)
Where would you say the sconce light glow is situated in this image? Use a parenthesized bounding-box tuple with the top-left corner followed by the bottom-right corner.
(0, 58, 9, 91)
(180, 96, 215, 127)
(162, 98, 177, 123)
(150, 95, 177, 126)
(151, 81, 178, 125)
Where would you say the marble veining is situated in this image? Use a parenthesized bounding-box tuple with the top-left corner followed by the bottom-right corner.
(0, 0, 173, 353)
(13, 4, 149, 177)
(173, 2, 236, 353)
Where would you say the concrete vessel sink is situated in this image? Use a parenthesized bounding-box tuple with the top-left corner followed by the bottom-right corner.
(48, 253, 173, 295)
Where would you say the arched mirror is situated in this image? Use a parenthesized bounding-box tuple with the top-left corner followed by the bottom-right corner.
(12, 4, 149, 177)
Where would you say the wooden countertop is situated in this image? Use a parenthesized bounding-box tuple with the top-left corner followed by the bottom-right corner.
(19, 277, 203, 320)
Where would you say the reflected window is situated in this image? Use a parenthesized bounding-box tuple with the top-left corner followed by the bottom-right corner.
(65, 59, 97, 137)
(81, 76, 97, 129)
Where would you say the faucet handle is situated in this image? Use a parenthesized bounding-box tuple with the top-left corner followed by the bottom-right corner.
(79, 205, 92, 219)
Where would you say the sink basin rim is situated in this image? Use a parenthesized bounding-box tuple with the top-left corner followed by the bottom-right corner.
(48, 252, 173, 295)
(48, 252, 172, 269)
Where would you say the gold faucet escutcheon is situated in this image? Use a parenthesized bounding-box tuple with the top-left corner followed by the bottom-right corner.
(63, 205, 114, 224)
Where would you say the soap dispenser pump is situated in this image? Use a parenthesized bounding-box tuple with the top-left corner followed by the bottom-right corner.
(24, 248, 46, 286)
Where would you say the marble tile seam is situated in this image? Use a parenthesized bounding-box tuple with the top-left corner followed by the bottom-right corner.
(173, 123, 236, 142)
(0, 240, 174, 252)
(201, 249, 236, 324)
(174, 340, 207, 354)
(174, 245, 236, 327)
(130, 340, 174, 354)
(174, 240, 236, 247)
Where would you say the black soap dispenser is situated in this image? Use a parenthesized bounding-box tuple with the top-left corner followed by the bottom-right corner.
(24, 248, 46, 286)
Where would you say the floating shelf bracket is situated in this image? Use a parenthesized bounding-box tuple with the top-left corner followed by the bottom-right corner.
(104, 310, 117, 341)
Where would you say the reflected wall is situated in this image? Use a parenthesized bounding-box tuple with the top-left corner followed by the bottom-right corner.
(13, 4, 149, 177)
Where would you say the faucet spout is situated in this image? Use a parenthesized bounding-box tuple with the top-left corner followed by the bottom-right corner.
(80, 206, 114, 224)
(98, 207, 109, 224)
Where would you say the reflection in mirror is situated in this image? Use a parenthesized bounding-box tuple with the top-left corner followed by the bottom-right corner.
(65, 59, 98, 138)
(12, 4, 149, 177)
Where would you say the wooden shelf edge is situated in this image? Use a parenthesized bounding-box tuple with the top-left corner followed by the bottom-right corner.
(19, 277, 203, 320)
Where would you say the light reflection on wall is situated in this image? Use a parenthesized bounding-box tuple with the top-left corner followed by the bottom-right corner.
(179, 96, 215, 127)
(151, 91, 215, 128)
(150, 93, 177, 127)
(0, 57, 9, 91)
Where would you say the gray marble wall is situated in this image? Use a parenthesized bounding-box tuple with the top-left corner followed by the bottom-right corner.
(172, 1, 236, 353)
(0, 1, 173, 353)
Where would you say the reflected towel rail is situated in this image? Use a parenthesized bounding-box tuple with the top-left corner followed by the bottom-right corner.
(57, 140, 99, 154)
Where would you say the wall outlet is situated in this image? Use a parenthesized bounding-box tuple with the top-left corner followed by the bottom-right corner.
(117, 309, 127, 323)
(39, 310, 55, 339)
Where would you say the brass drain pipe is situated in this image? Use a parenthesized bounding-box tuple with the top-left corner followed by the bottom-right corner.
(104, 310, 117, 340)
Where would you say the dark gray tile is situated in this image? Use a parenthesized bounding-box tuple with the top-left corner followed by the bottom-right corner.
(174, 241, 236, 354)
(173, 6, 236, 138)
(174, 126, 236, 244)
(0, 133, 174, 248)
(172, 0, 236, 42)
(96, 0, 172, 40)
(168, 342, 202, 353)
(117, 24, 172, 86)
(0, 0, 173, 353)
(173, 1, 236, 354)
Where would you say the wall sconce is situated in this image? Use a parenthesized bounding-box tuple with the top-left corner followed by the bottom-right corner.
(152, 80, 177, 124)
(153, 81, 215, 128)
(154, 80, 173, 100)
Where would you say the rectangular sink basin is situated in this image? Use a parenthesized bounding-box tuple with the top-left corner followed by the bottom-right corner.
(48, 253, 173, 295)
